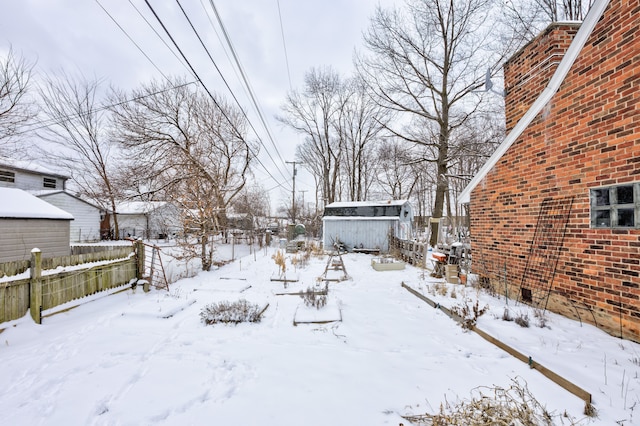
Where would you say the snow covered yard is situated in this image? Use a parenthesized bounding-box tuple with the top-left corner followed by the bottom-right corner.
(1, 244, 638, 425)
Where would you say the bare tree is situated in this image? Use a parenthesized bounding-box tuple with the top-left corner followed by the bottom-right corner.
(38, 72, 122, 239)
(0, 47, 36, 155)
(109, 78, 253, 271)
(338, 77, 389, 201)
(279, 67, 345, 206)
(230, 182, 271, 232)
(529, 0, 592, 21)
(500, 0, 593, 40)
(357, 0, 511, 246)
(375, 137, 420, 200)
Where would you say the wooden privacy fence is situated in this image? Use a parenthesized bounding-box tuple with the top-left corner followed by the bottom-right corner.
(0, 245, 135, 277)
(0, 243, 142, 325)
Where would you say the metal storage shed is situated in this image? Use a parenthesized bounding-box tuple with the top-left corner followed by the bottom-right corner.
(322, 200, 413, 253)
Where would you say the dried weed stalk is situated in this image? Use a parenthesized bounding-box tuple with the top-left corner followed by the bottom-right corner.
(200, 299, 262, 325)
(451, 297, 489, 330)
(300, 287, 327, 310)
(403, 378, 584, 425)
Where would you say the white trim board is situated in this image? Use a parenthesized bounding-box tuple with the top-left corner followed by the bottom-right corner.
(459, 0, 611, 204)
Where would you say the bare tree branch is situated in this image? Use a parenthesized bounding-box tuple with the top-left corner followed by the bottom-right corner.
(0, 47, 37, 155)
(37, 71, 122, 239)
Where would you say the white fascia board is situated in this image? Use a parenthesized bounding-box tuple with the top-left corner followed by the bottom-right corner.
(459, 0, 611, 205)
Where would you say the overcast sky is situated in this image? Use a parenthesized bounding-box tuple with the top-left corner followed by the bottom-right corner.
(1, 0, 398, 211)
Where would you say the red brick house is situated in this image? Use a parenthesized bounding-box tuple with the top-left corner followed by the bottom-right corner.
(460, 0, 640, 341)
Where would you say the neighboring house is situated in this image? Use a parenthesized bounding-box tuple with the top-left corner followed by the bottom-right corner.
(0, 158, 103, 243)
(322, 200, 413, 253)
(226, 213, 255, 232)
(31, 190, 102, 243)
(0, 157, 69, 191)
(459, 0, 639, 341)
(0, 188, 73, 262)
(112, 201, 182, 239)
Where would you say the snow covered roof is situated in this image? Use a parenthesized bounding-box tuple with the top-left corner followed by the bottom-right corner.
(0, 156, 70, 180)
(30, 190, 103, 210)
(458, 0, 610, 204)
(322, 216, 400, 221)
(115, 201, 168, 215)
(324, 200, 409, 208)
(0, 188, 74, 220)
(28, 189, 66, 197)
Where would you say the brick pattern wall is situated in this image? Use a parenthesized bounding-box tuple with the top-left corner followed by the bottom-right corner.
(504, 23, 580, 133)
(471, 0, 640, 341)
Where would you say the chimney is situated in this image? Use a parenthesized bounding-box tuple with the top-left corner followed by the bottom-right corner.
(503, 23, 581, 132)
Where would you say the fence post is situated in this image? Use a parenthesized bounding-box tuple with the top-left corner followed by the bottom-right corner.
(30, 248, 42, 324)
(135, 239, 145, 280)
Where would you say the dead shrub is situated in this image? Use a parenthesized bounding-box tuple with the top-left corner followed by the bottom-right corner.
(200, 299, 262, 325)
(300, 287, 327, 310)
(515, 312, 530, 328)
(402, 377, 582, 425)
(451, 297, 489, 330)
(429, 282, 449, 297)
(534, 308, 549, 328)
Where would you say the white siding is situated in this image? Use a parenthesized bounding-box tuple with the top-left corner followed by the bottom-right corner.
(0, 218, 71, 262)
(322, 219, 398, 252)
(148, 204, 182, 238)
(321, 200, 414, 253)
(113, 204, 182, 239)
(115, 214, 148, 238)
(0, 169, 64, 191)
(38, 193, 101, 242)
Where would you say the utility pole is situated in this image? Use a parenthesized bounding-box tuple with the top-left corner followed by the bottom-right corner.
(299, 190, 308, 219)
(286, 161, 301, 224)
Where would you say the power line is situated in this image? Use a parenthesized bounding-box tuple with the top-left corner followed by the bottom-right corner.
(13, 80, 197, 137)
(276, 0, 293, 92)
(197, 0, 245, 91)
(97, 0, 289, 191)
(143, 0, 292, 192)
(174, 0, 291, 189)
(125, 0, 192, 76)
(94, 0, 172, 82)
(207, 1, 291, 179)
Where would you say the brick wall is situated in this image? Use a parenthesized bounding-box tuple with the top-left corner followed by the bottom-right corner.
(471, 0, 640, 342)
(504, 23, 580, 132)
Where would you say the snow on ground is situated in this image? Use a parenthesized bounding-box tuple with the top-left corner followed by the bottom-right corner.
(1, 242, 639, 425)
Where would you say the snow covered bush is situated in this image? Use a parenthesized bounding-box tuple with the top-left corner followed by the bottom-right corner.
(200, 299, 262, 325)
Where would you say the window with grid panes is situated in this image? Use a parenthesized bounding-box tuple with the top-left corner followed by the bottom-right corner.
(590, 183, 639, 228)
